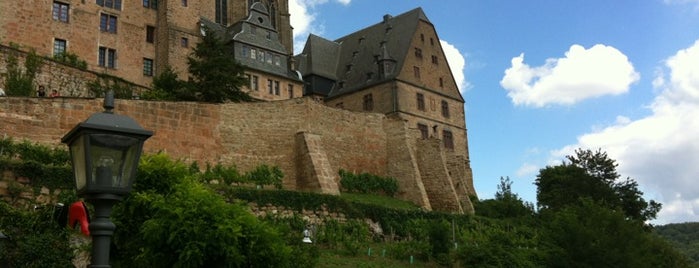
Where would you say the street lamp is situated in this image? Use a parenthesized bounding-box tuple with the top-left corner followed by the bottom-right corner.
(61, 91, 152, 267)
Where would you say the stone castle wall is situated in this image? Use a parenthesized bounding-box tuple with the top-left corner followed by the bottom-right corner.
(0, 95, 473, 212)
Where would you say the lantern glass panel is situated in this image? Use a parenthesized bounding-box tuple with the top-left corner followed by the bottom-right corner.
(70, 135, 88, 191)
(88, 134, 141, 189)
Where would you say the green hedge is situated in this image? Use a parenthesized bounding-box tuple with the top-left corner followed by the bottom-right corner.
(219, 187, 473, 238)
(339, 169, 398, 197)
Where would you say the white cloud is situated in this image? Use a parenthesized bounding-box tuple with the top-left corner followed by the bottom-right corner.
(552, 40, 699, 224)
(440, 40, 470, 93)
(500, 44, 640, 107)
(516, 163, 539, 178)
(289, 0, 350, 54)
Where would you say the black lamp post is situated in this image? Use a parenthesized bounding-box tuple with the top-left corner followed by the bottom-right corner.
(61, 91, 152, 268)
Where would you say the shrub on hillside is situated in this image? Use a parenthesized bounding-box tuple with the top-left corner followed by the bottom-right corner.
(339, 169, 398, 197)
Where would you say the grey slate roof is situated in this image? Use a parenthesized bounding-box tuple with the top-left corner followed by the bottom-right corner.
(296, 34, 341, 80)
(199, 2, 301, 81)
(295, 7, 433, 99)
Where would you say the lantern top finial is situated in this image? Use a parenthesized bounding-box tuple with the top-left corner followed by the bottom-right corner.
(103, 90, 114, 114)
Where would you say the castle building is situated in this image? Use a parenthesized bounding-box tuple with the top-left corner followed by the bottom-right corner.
(0, 0, 476, 211)
(296, 7, 476, 205)
(0, 0, 301, 101)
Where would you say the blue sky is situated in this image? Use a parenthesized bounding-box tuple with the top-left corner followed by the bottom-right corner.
(288, 0, 699, 224)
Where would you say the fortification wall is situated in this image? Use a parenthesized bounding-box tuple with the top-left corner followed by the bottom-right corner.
(0, 95, 472, 212)
(0, 96, 386, 189)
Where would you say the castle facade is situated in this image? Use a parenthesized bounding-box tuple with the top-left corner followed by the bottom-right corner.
(0, 0, 476, 213)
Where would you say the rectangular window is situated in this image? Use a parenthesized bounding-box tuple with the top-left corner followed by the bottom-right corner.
(430, 38, 434, 46)
(416, 93, 425, 111)
(439, 77, 443, 88)
(143, 0, 158, 9)
(146, 26, 155, 43)
(242, 46, 249, 57)
(414, 47, 422, 58)
(431, 55, 438, 64)
(215, 0, 227, 24)
(418, 124, 428, 139)
(274, 55, 281, 66)
(267, 79, 273, 94)
(266, 53, 273, 64)
(250, 48, 257, 59)
(443, 130, 454, 149)
(52, 1, 69, 22)
(441, 100, 450, 118)
(181, 37, 189, 48)
(274, 81, 280, 95)
(98, 46, 117, 68)
(100, 13, 117, 33)
(97, 0, 122, 10)
(258, 50, 265, 62)
(143, 58, 153, 76)
(413, 66, 420, 79)
(288, 84, 294, 98)
(251, 75, 259, 91)
(53, 38, 66, 57)
(182, 0, 187, 7)
(363, 94, 373, 111)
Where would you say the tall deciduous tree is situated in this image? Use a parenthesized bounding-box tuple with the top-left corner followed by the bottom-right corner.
(535, 148, 660, 222)
(187, 27, 251, 103)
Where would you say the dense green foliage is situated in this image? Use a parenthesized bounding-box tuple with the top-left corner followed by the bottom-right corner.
(3, 45, 43, 96)
(141, 66, 184, 101)
(656, 222, 699, 265)
(0, 137, 73, 194)
(111, 154, 298, 267)
(474, 177, 535, 219)
(200, 163, 284, 189)
(0, 202, 75, 267)
(187, 27, 251, 103)
(339, 169, 399, 197)
(536, 148, 661, 222)
(87, 75, 138, 99)
(0, 138, 693, 267)
(53, 51, 88, 70)
(533, 149, 688, 267)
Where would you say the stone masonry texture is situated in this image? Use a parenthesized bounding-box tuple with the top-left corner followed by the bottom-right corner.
(0, 95, 474, 213)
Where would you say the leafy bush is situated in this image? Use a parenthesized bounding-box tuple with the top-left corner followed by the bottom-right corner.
(0, 137, 73, 192)
(53, 51, 87, 70)
(0, 202, 74, 267)
(200, 162, 244, 185)
(245, 164, 283, 189)
(339, 169, 398, 197)
(112, 153, 294, 268)
(87, 75, 136, 99)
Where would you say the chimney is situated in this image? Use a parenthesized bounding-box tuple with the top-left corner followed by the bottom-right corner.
(383, 14, 392, 23)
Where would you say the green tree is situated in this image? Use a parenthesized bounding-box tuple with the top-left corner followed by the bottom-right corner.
(186, 27, 251, 103)
(475, 177, 534, 219)
(536, 148, 660, 222)
(141, 65, 187, 101)
(540, 199, 691, 268)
